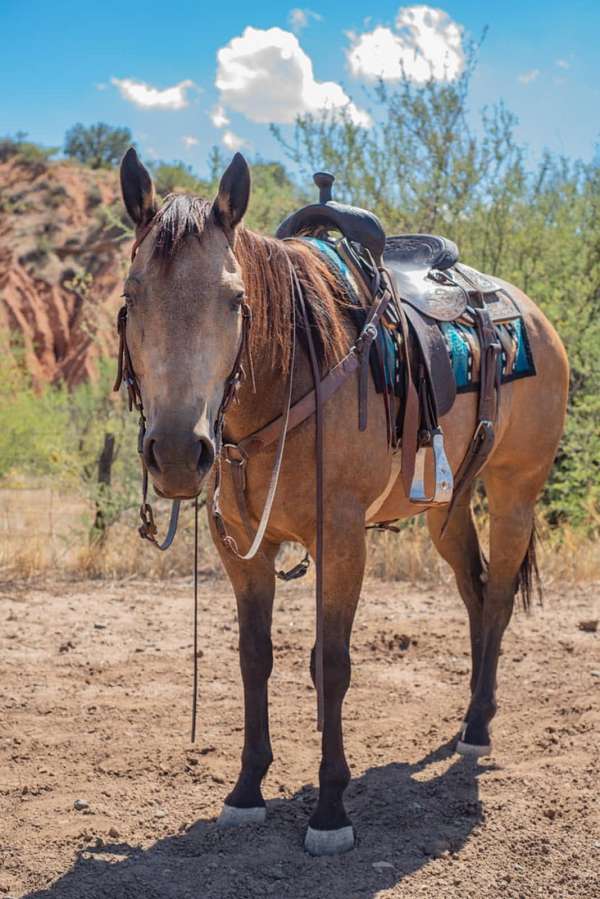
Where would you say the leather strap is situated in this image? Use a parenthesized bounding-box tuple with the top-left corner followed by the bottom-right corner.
(233, 285, 394, 461)
(402, 304, 457, 418)
(392, 283, 419, 496)
(237, 351, 361, 456)
(294, 268, 326, 732)
(442, 307, 500, 532)
(211, 290, 297, 561)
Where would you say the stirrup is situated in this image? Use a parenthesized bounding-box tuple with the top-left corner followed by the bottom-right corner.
(409, 428, 453, 505)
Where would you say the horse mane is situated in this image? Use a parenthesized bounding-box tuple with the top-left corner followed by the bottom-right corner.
(151, 193, 363, 373)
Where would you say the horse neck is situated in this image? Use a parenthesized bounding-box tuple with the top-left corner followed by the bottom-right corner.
(222, 307, 311, 447)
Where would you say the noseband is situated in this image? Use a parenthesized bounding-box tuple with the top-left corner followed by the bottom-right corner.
(113, 221, 254, 549)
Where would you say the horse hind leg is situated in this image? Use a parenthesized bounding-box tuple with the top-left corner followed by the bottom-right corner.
(427, 491, 487, 703)
(457, 465, 543, 756)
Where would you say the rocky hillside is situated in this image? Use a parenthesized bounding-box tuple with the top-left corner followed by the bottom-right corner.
(0, 155, 130, 385)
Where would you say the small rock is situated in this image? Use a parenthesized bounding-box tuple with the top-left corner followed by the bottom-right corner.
(372, 861, 394, 871)
(94, 836, 104, 848)
(578, 619, 598, 633)
(94, 623, 107, 630)
(591, 671, 600, 678)
(108, 827, 120, 839)
(422, 838, 450, 858)
(155, 809, 167, 819)
(74, 799, 89, 811)
(543, 808, 557, 820)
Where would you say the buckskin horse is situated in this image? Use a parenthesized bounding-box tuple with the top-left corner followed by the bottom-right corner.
(116, 148, 568, 855)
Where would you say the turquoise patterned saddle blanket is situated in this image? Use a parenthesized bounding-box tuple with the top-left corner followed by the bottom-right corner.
(303, 237, 536, 395)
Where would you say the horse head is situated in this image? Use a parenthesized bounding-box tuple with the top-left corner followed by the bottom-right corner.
(119, 148, 251, 499)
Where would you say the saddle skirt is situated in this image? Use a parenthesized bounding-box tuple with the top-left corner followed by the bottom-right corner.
(301, 235, 535, 419)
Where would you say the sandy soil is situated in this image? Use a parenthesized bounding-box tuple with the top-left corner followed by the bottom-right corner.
(0, 572, 598, 899)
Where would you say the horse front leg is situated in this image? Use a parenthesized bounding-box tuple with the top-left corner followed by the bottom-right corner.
(212, 522, 279, 827)
(304, 510, 366, 855)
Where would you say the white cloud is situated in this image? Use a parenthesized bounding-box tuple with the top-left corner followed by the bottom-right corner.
(211, 104, 230, 128)
(111, 77, 196, 109)
(222, 130, 247, 151)
(347, 5, 464, 83)
(518, 68, 540, 85)
(556, 58, 570, 70)
(288, 8, 322, 34)
(182, 135, 198, 147)
(216, 26, 370, 127)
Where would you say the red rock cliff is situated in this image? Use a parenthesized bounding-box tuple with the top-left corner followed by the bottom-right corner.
(0, 155, 130, 385)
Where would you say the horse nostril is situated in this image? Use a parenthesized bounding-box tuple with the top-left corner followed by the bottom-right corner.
(145, 438, 160, 473)
(196, 438, 215, 475)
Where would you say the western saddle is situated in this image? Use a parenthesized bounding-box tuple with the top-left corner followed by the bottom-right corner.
(276, 172, 522, 512)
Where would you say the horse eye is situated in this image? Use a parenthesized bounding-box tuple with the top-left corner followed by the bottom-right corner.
(231, 292, 244, 310)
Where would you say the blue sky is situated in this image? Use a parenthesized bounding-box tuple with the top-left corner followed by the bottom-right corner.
(1, 0, 599, 175)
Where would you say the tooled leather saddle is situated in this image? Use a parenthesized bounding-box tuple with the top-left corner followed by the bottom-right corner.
(276, 172, 524, 511)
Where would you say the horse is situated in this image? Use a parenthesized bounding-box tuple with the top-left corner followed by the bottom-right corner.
(117, 148, 569, 856)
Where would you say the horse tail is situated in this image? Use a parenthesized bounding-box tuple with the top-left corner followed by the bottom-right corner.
(518, 518, 542, 611)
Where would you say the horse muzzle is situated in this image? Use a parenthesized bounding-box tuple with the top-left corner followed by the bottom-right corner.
(142, 429, 216, 499)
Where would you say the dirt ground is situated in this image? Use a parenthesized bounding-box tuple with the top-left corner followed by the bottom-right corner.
(0, 570, 598, 899)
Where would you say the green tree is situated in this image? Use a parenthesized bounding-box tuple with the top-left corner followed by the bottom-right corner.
(274, 57, 600, 532)
(64, 122, 133, 169)
(149, 160, 209, 197)
(244, 161, 302, 234)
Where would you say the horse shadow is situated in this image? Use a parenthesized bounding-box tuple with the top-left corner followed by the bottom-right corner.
(23, 739, 491, 899)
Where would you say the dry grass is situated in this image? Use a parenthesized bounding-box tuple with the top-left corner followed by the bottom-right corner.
(1, 485, 599, 587)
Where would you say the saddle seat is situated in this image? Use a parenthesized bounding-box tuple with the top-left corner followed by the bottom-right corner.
(383, 235, 519, 324)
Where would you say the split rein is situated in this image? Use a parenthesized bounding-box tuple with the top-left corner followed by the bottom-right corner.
(114, 227, 395, 738)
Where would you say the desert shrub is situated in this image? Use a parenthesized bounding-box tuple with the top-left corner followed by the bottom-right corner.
(150, 161, 210, 197)
(47, 182, 68, 208)
(0, 133, 58, 174)
(64, 122, 132, 169)
(86, 183, 103, 209)
(0, 351, 140, 535)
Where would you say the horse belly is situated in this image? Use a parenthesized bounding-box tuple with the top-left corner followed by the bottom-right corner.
(370, 392, 482, 524)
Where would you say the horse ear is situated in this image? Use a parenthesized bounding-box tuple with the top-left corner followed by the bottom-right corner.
(214, 152, 250, 231)
(120, 147, 157, 228)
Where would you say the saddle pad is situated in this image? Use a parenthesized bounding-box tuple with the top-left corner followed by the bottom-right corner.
(300, 236, 536, 397)
(441, 317, 536, 392)
(301, 236, 363, 299)
(376, 316, 535, 398)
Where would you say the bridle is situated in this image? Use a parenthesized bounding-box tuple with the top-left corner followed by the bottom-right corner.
(113, 223, 254, 551)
